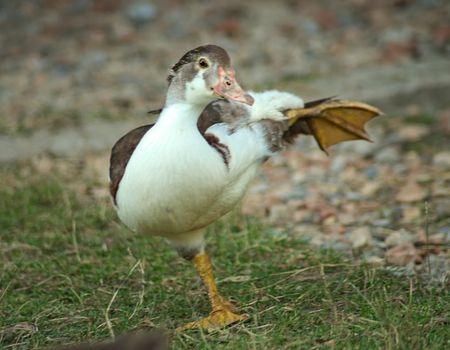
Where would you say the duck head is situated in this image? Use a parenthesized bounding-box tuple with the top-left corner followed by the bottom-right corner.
(165, 45, 254, 107)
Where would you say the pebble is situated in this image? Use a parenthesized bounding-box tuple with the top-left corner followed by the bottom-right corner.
(372, 218, 392, 227)
(330, 154, 348, 173)
(375, 146, 401, 163)
(365, 166, 378, 180)
(435, 198, 450, 218)
(397, 125, 429, 141)
(385, 229, 415, 247)
(126, 2, 156, 25)
(401, 206, 422, 222)
(364, 256, 385, 266)
(360, 181, 381, 197)
(80, 50, 107, 68)
(349, 227, 372, 251)
(395, 180, 427, 203)
(433, 152, 450, 169)
(269, 204, 294, 224)
(385, 243, 419, 266)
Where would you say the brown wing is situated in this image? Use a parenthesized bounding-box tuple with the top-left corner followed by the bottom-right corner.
(197, 100, 250, 134)
(284, 99, 382, 154)
(197, 104, 223, 134)
(109, 124, 154, 204)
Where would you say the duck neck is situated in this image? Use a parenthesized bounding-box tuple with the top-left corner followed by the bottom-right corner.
(158, 102, 206, 130)
(164, 78, 213, 114)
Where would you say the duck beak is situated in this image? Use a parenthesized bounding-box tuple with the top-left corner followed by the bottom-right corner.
(213, 66, 254, 105)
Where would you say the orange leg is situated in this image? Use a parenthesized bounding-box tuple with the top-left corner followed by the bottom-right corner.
(176, 253, 247, 332)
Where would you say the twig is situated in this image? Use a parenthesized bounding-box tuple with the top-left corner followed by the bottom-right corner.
(104, 260, 141, 339)
(319, 264, 339, 322)
(424, 202, 431, 276)
(128, 260, 146, 320)
(71, 219, 81, 263)
(0, 281, 12, 303)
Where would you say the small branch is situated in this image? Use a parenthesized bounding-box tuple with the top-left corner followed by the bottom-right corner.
(71, 220, 81, 263)
(104, 260, 141, 339)
(424, 202, 431, 276)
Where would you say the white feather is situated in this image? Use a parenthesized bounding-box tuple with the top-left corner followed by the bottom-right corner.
(247, 90, 304, 122)
(116, 89, 302, 245)
(115, 103, 268, 241)
(184, 72, 213, 106)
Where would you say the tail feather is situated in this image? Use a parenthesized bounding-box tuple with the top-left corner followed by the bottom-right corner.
(303, 96, 336, 109)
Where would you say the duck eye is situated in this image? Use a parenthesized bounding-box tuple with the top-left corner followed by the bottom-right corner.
(198, 58, 209, 69)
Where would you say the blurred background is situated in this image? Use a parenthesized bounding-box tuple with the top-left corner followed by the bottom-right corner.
(0, 0, 449, 137)
(1, 1, 449, 347)
(1, 0, 449, 276)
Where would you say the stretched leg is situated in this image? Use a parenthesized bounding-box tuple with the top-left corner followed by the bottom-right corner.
(176, 253, 247, 332)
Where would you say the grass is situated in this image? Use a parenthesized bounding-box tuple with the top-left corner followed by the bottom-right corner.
(0, 167, 449, 350)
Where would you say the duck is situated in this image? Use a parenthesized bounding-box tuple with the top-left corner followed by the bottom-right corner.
(109, 44, 381, 332)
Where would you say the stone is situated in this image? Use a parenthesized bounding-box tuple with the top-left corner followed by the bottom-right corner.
(126, 2, 156, 25)
(375, 146, 400, 164)
(395, 180, 427, 203)
(385, 229, 415, 247)
(360, 181, 381, 197)
(397, 125, 429, 141)
(433, 152, 450, 169)
(330, 154, 348, 173)
(349, 227, 372, 251)
(364, 256, 385, 266)
(401, 206, 422, 223)
(385, 243, 419, 266)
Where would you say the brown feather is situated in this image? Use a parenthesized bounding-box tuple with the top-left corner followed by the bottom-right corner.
(109, 124, 154, 204)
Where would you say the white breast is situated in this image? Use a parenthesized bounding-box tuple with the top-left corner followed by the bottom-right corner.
(115, 104, 267, 238)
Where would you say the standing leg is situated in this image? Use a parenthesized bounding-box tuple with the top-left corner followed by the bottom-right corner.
(176, 253, 247, 332)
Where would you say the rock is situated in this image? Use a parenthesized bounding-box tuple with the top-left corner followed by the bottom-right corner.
(365, 166, 378, 180)
(432, 180, 449, 197)
(375, 146, 401, 164)
(364, 256, 385, 266)
(439, 108, 450, 135)
(385, 243, 419, 266)
(330, 154, 348, 173)
(346, 192, 365, 201)
(80, 50, 107, 68)
(397, 125, 429, 141)
(126, 2, 156, 25)
(349, 226, 372, 251)
(433, 152, 450, 169)
(385, 229, 415, 247)
(268, 204, 294, 225)
(292, 224, 322, 240)
(340, 140, 376, 157)
(435, 198, 450, 219)
(404, 151, 422, 169)
(300, 18, 319, 34)
(337, 212, 356, 225)
(310, 234, 326, 247)
(401, 206, 422, 223)
(372, 218, 391, 227)
(360, 181, 381, 197)
(322, 240, 350, 251)
(395, 180, 427, 203)
(242, 193, 269, 217)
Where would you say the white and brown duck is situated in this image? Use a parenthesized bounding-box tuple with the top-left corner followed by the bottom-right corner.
(109, 45, 381, 331)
